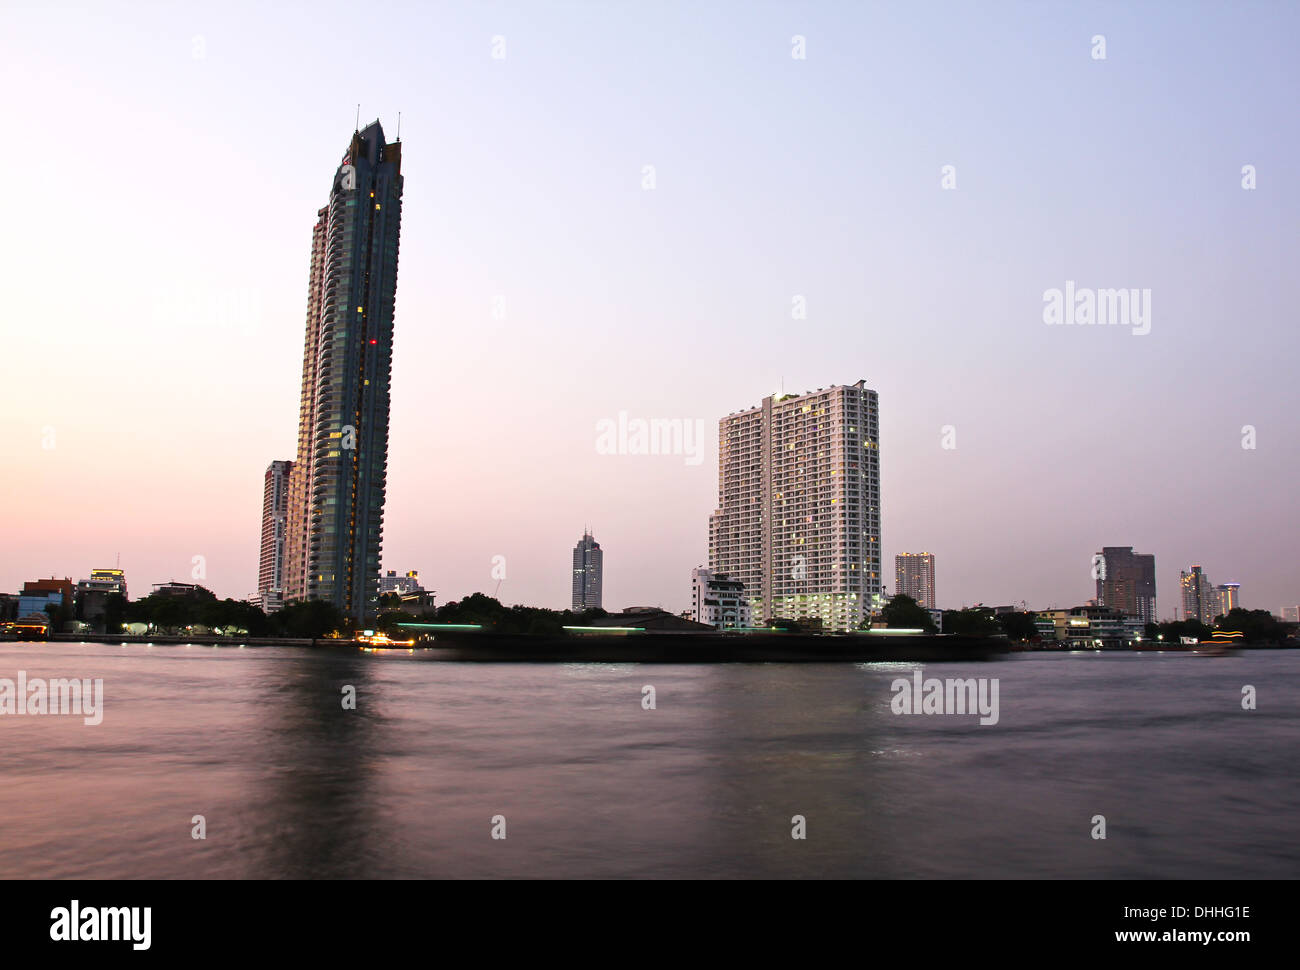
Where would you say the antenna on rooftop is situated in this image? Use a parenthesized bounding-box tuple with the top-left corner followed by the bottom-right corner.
(396, 111, 401, 140)
(355, 103, 360, 132)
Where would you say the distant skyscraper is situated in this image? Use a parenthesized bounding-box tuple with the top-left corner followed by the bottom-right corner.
(1180, 565, 1219, 624)
(895, 553, 936, 609)
(1095, 546, 1157, 623)
(572, 531, 603, 611)
(1216, 583, 1240, 615)
(284, 120, 405, 622)
(709, 381, 881, 632)
(1282, 606, 1300, 624)
(257, 460, 292, 612)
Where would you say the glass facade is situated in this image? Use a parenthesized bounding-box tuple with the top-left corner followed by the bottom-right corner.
(285, 122, 404, 622)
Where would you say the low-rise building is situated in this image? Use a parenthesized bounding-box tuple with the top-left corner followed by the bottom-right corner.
(151, 582, 213, 598)
(1034, 606, 1137, 648)
(380, 569, 425, 596)
(690, 567, 753, 630)
(19, 577, 74, 620)
(75, 568, 127, 626)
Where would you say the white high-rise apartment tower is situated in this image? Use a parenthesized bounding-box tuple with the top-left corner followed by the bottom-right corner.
(708, 381, 881, 632)
(257, 460, 293, 613)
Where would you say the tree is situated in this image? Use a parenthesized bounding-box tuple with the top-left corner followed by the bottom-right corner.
(880, 594, 938, 633)
(526, 614, 564, 636)
(102, 592, 127, 634)
(435, 593, 511, 628)
(1216, 608, 1286, 644)
(1150, 619, 1212, 643)
(273, 600, 347, 639)
(942, 607, 1002, 637)
(431, 593, 580, 634)
(997, 611, 1039, 642)
(151, 595, 193, 633)
(376, 610, 418, 635)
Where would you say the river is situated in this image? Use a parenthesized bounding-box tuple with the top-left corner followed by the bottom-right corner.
(1, 642, 1295, 878)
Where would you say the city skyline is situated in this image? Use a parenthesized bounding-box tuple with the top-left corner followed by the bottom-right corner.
(3, 3, 1298, 617)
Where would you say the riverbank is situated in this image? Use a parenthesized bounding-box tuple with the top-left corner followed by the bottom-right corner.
(14, 631, 1292, 661)
(20, 630, 1009, 662)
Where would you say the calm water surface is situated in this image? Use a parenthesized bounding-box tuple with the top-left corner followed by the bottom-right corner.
(1, 642, 1296, 878)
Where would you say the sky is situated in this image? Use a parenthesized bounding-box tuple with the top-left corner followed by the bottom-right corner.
(1, 0, 1297, 617)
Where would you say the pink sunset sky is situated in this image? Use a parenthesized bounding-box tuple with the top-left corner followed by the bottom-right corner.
(2, 1, 1297, 616)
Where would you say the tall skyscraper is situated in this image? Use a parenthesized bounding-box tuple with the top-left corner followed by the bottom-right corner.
(284, 121, 405, 622)
(1216, 583, 1240, 615)
(895, 553, 936, 609)
(709, 381, 881, 632)
(1095, 546, 1157, 623)
(572, 531, 603, 611)
(257, 460, 292, 612)
(1181, 565, 1219, 624)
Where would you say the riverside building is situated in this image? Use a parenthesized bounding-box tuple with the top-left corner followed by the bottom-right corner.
(708, 382, 881, 632)
(284, 121, 405, 622)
